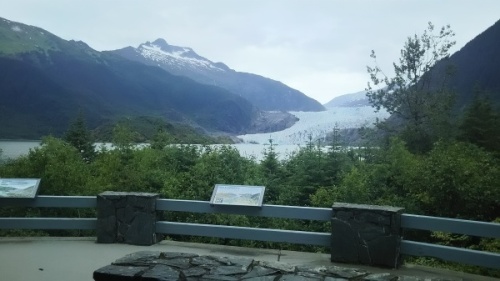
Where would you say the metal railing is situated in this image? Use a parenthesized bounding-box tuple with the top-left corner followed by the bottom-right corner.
(155, 199, 331, 246)
(400, 214, 500, 269)
(0, 195, 499, 269)
(0, 196, 97, 230)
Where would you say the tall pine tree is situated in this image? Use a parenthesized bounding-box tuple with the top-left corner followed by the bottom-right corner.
(459, 95, 500, 155)
(64, 112, 95, 163)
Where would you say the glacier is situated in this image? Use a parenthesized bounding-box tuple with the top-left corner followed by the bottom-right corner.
(237, 106, 389, 145)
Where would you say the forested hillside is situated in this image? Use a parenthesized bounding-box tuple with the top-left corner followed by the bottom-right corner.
(0, 17, 266, 139)
(435, 19, 500, 109)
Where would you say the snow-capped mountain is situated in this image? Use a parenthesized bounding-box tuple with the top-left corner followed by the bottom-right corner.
(133, 39, 230, 74)
(112, 39, 324, 112)
(0, 17, 268, 137)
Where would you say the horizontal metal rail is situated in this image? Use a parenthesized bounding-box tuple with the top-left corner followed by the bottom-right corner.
(156, 199, 332, 221)
(156, 221, 331, 247)
(401, 240, 500, 269)
(0, 196, 97, 208)
(0, 217, 97, 230)
(1, 195, 498, 270)
(401, 214, 500, 238)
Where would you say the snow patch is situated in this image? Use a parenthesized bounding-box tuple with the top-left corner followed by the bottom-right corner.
(139, 44, 227, 72)
(11, 25, 22, 32)
(238, 106, 389, 145)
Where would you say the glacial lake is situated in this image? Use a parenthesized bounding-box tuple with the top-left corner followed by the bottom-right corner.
(0, 107, 381, 163)
(0, 140, 326, 162)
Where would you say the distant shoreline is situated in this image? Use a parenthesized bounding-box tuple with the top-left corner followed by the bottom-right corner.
(0, 139, 42, 142)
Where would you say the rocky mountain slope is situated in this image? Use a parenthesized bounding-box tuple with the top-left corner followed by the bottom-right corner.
(0, 17, 297, 139)
(433, 19, 500, 109)
(323, 90, 370, 108)
(112, 39, 325, 112)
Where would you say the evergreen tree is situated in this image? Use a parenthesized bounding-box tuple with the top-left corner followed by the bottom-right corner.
(64, 112, 95, 163)
(260, 138, 283, 203)
(112, 123, 136, 152)
(367, 22, 456, 153)
(459, 95, 500, 154)
(150, 126, 173, 150)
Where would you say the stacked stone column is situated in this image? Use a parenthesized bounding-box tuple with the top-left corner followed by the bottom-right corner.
(331, 203, 404, 268)
(97, 191, 159, 246)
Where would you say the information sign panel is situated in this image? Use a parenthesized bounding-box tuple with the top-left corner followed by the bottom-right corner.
(0, 178, 41, 198)
(210, 184, 265, 207)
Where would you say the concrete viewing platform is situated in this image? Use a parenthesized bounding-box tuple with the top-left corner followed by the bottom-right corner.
(0, 237, 497, 281)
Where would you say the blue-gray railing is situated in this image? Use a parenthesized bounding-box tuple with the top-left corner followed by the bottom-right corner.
(0, 195, 499, 269)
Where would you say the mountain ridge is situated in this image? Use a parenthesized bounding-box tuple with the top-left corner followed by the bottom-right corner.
(112, 39, 325, 112)
(323, 90, 370, 108)
(0, 17, 297, 139)
(436, 19, 500, 109)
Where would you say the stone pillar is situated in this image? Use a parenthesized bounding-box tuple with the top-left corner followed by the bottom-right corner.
(331, 203, 404, 268)
(97, 191, 159, 246)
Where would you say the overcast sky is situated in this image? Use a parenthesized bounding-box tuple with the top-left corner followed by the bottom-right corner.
(1, 0, 499, 104)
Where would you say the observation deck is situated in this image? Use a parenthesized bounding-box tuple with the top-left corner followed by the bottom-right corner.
(0, 237, 497, 281)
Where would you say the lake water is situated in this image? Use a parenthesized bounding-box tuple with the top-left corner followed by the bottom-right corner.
(0, 140, 318, 162)
(0, 107, 378, 163)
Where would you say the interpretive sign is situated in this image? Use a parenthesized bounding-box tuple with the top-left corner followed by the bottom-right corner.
(210, 184, 265, 207)
(0, 178, 41, 198)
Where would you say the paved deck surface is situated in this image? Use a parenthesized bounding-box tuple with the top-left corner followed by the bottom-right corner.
(0, 237, 496, 281)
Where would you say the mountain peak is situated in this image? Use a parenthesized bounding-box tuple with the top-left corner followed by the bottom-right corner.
(127, 38, 229, 74)
(152, 38, 169, 47)
(139, 38, 195, 56)
(113, 38, 324, 111)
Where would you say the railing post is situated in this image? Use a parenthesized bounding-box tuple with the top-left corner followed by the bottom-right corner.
(331, 202, 404, 268)
(97, 191, 159, 246)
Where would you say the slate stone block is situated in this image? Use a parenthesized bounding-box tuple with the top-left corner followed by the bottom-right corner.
(191, 256, 223, 267)
(330, 218, 358, 263)
(258, 261, 295, 273)
(181, 266, 207, 278)
(93, 264, 148, 281)
(96, 215, 116, 243)
(367, 235, 400, 267)
(96, 191, 159, 245)
(96, 197, 115, 218)
(244, 276, 278, 281)
(200, 275, 239, 280)
(331, 203, 404, 268)
(160, 252, 199, 259)
(324, 265, 367, 279)
(141, 264, 179, 281)
(278, 274, 318, 280)
(210, 265, 247, 276)
(113, 251, 162, 266)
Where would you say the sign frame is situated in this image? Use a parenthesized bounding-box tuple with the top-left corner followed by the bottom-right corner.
(210, 184, 265, 207)
(0, 178, 41, 199)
